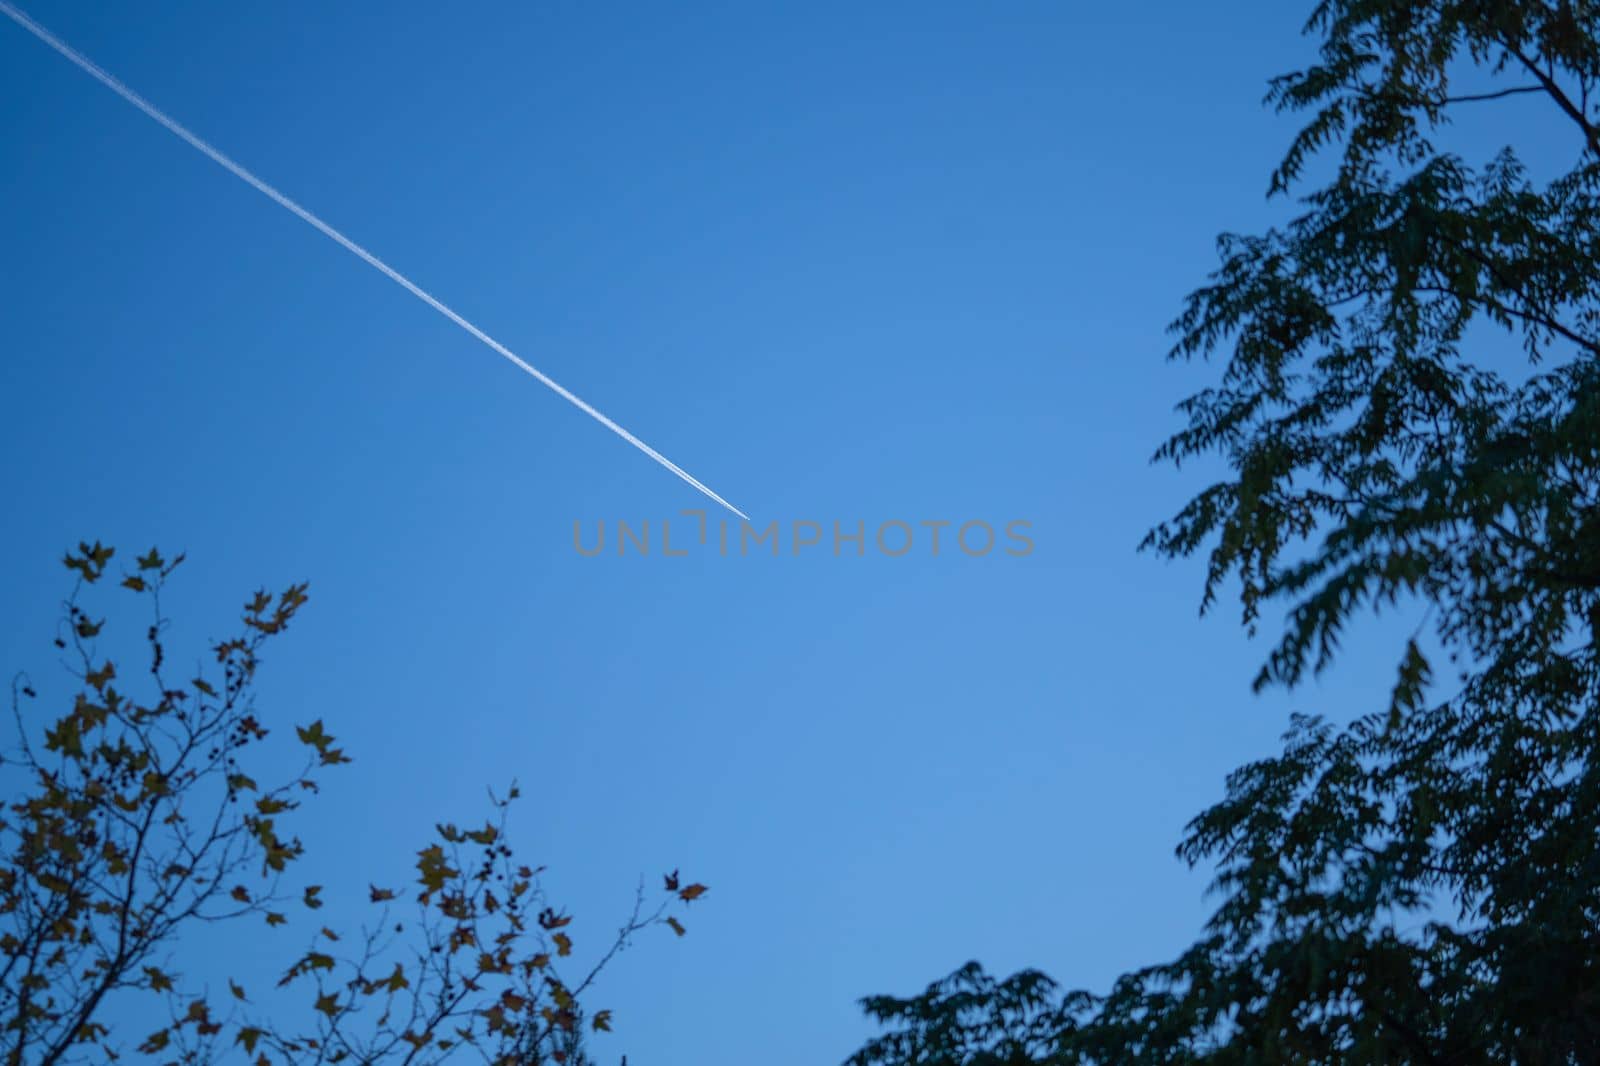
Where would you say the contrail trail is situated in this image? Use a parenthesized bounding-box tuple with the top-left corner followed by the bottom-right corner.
(0, 1, 750, 522)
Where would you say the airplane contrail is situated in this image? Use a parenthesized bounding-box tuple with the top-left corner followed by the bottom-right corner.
(0, 1, 750, 522)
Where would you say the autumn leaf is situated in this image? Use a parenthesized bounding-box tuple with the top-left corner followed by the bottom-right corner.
(553, 932, 573, 957)
(416, 844, 458, 894)
(121, 575, 146, 592)
(265, 912, 287, 927)
(296, 720, 330, 752)
(315, 992, 339, 1017)
(382, 962, 409, 993)
(229, 980, 247, 1001)
(303, 884, 323, 909)
(677, 883, 708, 903)
(369, 884, 396, 903)
(538, 907, 572, 930)
(143, 966, 174, 992)
(664, 869, 680, 892)
(592, 1009, 613, 1032)
(85, 661, 115, 690)
(666, 916, 686, 937)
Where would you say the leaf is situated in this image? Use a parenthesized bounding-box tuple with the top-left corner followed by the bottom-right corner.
(85, 661, 115, 690)
(592, 1009, 613, 1032)
(137, 548, 163, 571)
(666, 916, 686, 937)
(296, 720, 330, 752)
(229, 980, 247, 1001)
(265, 912, 287, 927)
(315, 992, 339, 1017)
(237, 1027, 264, 1054)
(677, 883, 708, 903)
(382, 962, 409, 993)
(664, 869, 680, 892)
(369, 884, 396, 903)
(553, 932, 573, 957)
(416, 845, 458, 894)
(121, 575, 146, 592)
(144, 966, 174, 992)
(231, 885, 251, 903)
(303, 885, 323, 909)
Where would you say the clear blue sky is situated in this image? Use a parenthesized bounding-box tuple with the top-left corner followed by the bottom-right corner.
(0, 3, 1571, 1063)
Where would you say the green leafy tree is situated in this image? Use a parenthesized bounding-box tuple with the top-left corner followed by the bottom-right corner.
(2, 543, 710, 1064)
(850, 1, 1600, 1062)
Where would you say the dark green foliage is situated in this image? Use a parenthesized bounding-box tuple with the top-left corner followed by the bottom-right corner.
(850, 2, 1600, 1062)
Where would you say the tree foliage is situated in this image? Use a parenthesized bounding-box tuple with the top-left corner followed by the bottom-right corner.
(850, 1, 1600, 1062)
(2, 543, 709, 1064)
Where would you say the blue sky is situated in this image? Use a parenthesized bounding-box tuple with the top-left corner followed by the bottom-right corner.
(0, 3, 1575, 1063)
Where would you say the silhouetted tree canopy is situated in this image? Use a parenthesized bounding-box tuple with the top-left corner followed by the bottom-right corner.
(850, 2, 1600, 1061)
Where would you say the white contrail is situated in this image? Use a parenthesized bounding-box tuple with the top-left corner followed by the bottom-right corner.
(0, 1, 750, 522)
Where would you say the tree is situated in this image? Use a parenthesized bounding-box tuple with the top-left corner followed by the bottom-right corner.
(849, 1, 1600, 1061)
(1, 543, 710, 1064)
